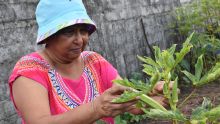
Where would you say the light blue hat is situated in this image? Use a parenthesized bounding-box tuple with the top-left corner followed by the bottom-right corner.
(35, 0, 96, 44)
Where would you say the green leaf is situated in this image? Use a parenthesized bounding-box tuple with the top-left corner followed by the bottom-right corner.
(153, 46, 162, 67)
(180, 59, 191, 71)
(182, 70, 197, 85)
(137, 55, 159, 67)
(114, 115, 127, 124)
(161, 50, 175, 69)
(190, 119, 207, 124)
(142, 109, 187, 122)
(149, 73, 160, 90)
(129, 79, 151, 92)
(201, 97, 212, 110)
(197, 62, 220, 86)
(204, 105, 220, 121)
(153, 46, 161, 61)
(167, 44, 177, 55)
(191, 97, 212, 120)
(111, 90, 142, 103)
(142, 64, 157, 76)
(175, 32, 194, 66)
(113, 79, 135, 88)
(195, 55, 203, 80)
(114, 79, 151, 92)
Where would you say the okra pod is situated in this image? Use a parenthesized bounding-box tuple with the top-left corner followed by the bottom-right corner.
(139, 94, 167, 111)
(172, 77, 178, 109)
(163, 82, 169, 98)
(150, 73, 160, 90)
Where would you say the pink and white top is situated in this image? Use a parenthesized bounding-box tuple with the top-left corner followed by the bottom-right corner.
(9, 51, 118, 124)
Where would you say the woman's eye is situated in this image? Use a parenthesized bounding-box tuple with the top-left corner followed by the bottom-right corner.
(61, 30, 75, 36)
(80, 29, 88, 35)
(58, 27, 88, 37)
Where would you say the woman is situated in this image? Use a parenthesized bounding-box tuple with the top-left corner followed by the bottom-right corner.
(9, 0, 167, 124)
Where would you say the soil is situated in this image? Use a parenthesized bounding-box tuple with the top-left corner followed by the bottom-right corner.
(139, 81, 220, 124)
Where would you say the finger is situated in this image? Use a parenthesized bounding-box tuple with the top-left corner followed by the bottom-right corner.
(169, 81, 174, 89)
(111, 109, 125, 117)
(128, 107, 145, 115)
(154, 81, 165, 92)
(161, 101, 169, 108)
(115, 104, 137, 115)
(163, 97, 169, 104)
(111, 100, 137, 110)
(151, 96, 167, 106)
(108, 84, 128, 95)
(124, 105, 137, 112)
(106, 102, 137, 117)
(148, 90, 158, 96)
(154, 81, 174, 93)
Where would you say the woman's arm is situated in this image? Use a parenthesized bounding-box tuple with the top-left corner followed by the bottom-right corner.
(13, 76, 137, 124)
(13, 76, 101, 124)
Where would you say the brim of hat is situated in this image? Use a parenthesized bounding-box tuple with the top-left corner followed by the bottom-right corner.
(36, 12, 96, 44)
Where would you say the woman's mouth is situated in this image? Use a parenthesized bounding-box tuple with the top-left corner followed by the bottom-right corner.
(70, 48, 81, 53)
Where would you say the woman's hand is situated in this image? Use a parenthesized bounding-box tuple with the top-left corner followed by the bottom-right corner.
(93, 84, 139, 118)
(149, 81, 179, 108)
(129, 81, 177, 115)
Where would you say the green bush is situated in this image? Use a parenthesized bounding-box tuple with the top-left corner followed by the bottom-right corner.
(170, 0, 220, 85)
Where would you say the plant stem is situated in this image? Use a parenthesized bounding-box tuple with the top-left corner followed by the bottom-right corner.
(178, 88, 197, 108)
(173, 120, 178, 124)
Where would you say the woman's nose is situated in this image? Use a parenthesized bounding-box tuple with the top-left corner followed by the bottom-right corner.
(73, 31, 83, 43)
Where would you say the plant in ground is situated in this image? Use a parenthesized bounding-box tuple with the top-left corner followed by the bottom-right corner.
(113, 33, 220, 124)
(170, 0, 220, 85)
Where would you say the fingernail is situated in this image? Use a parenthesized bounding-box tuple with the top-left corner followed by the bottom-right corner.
(136, 96, 140, 100)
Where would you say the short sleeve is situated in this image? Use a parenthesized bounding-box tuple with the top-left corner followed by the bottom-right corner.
(83, 51, 119, 90)
(9, 54, 50, 91)
(8, 53, 50, 113)
(100, 58, 118, 89)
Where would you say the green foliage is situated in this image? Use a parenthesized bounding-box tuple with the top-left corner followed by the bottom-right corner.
(115, 112, 148, 124)
(171, 0, 220, 86)
(190, 98, 212, 121)
(182, 55, 220, 86)
(198, 62, 220, 86)
(189, 97, 220, 123)
(113, 32, 220, 124)
(114, 115, 128, 124)
(173, 0, 220, 36)
(142, 109, 187, 122)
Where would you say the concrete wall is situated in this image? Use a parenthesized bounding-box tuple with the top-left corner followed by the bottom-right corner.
(0, 0, 191, 123)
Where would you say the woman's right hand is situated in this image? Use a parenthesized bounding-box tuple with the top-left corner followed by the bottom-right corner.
(93, 84, 138, 118)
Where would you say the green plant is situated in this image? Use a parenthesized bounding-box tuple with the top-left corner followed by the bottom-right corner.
(113, 33, 220, 124)
(170, 0, 220, 85)
(172, 0, 220, 37)
(114, 112, 148, 124)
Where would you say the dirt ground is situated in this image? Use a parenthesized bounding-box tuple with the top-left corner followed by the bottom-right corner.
(140, 81, 220, 124)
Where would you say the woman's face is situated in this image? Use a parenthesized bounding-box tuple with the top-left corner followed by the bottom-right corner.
(46, 24, 89, 62)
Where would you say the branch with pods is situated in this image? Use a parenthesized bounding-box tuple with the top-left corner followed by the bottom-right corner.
(112, 32, 220, 124)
